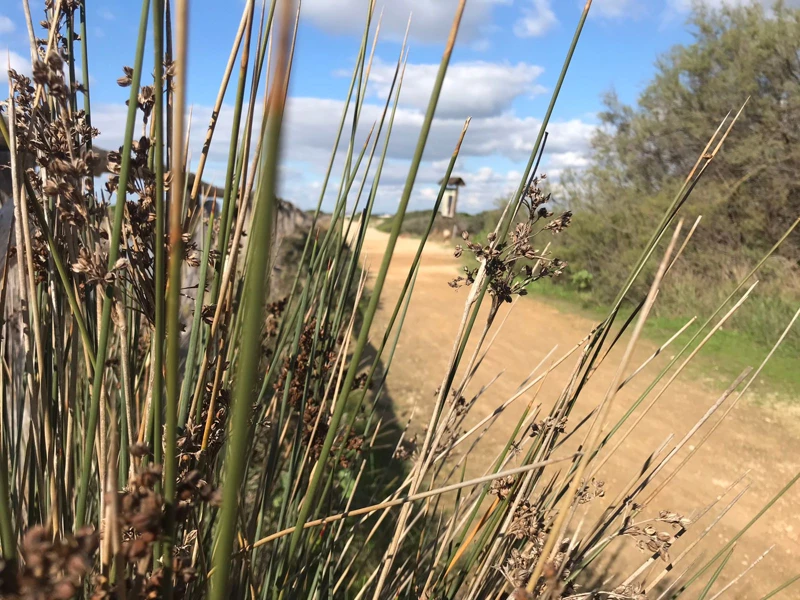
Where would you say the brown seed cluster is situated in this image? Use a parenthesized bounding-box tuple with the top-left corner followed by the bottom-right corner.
(393, 434, 418, 462)
(576, 478, 606, 505)
(623, 522, 675, 563)
(0, 526, 98, 599)
(489, 474, 518, 500)
(500, 535, 571, 592)
(612, 583, 648, 600)
(528, 415, 568, 438)
(88, 466, 220, 599)
(272, 318, 363, 467)
(450, 176, 570, 305)
(507, 500, 545, 542)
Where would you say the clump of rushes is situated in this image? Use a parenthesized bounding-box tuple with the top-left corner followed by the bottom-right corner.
(0, 0, 799, 599)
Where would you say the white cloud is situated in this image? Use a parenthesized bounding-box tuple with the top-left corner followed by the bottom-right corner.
(301, 0, 499, 43)
(591, 0, 642, 18)
(367, 59, 546, 119)
(514, 0, 558, 38)
(278, 97, 595, 165)
(0, 15, 14, 34)
(2, 48, 31, 76)
(90, 91, 596, 213)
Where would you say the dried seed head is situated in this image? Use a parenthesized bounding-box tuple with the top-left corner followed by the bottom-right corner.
(117, 66, 134, 87)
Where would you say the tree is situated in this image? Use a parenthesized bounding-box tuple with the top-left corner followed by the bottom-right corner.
(556, 1, 800, 347)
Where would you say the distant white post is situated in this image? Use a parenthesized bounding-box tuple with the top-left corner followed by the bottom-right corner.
(438, 176, 465, 219)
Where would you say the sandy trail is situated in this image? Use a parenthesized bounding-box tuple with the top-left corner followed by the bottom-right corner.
(359, 224, 800, 598)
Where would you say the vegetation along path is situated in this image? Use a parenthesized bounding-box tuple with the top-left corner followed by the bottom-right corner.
(360, 223, 800, 599)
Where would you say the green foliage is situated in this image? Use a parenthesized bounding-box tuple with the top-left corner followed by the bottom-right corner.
(376, 208, 504, 240)
(570, 268, 593, 291)
(554, 1, 800, 352)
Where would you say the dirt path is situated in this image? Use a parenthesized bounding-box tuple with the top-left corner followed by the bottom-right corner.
(360, 225, 800, 598)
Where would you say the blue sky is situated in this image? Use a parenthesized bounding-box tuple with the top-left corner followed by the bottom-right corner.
(0, 0, 773, 213)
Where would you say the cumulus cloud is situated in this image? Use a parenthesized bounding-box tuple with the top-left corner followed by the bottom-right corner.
(2, 48, 31, 76)
(367, 59, 546, 119)
(301, 0, 499, 43)
(591, 0, 643, 18)
(90, 92, 595, 213)
(514, 0, 558, 38)
(0, 15, 15, 34)
(279, 97, 595, 165)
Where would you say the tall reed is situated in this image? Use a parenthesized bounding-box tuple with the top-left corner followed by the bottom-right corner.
(0, 0, 798, 599)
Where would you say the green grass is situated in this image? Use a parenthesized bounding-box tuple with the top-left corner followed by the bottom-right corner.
(526, 278, 800, 401)
(385, 211, 800, 400)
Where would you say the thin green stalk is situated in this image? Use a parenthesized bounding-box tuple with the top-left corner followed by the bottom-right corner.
(151, 0, 167, 479)
(498, 0, 592, 242)
(759, 574, 800, 600)
(287, 0, 467, 571)
(697, 545, 735, 600)
(672, 469, 800, 598)
(79, 0, 93, 150)
(208, 7, 288, 595)
(181, 209, 215, 427)
(75, 0, 151, 530)
(274, 4, 373, 332)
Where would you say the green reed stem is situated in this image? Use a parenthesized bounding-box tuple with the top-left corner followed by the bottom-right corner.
(759, 574, 800, 600)
(151, 0, 167, 480)
(697, 544, 735, 600)
(79, 1, 93, 150)
(75, 0, 151, 530)
(208, 15, 286, 596)
(672, 468, 800, 597)
(286, 0, 466, 564)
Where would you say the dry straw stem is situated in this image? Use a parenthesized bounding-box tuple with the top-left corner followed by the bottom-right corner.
(526, 218, 683, 593)
(671, 463, 800, 598)
(581, 373, 749, 591)
(617, 316, 697, 390)
(162, 0, 189, 585)
(588, 280, 758, 481)
(433, 339, 587, 465)
(240, 454, 579, 556)
(17, 0, 63, 148)
(641, 305, 800, 509)
(444, 364, 552, 582)
(705, 544, 774, 600)
(188, 2, 252, 203)
(644, 477, 751, 594)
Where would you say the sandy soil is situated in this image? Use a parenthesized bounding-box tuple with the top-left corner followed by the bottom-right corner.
(359, 224, 800, 599)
